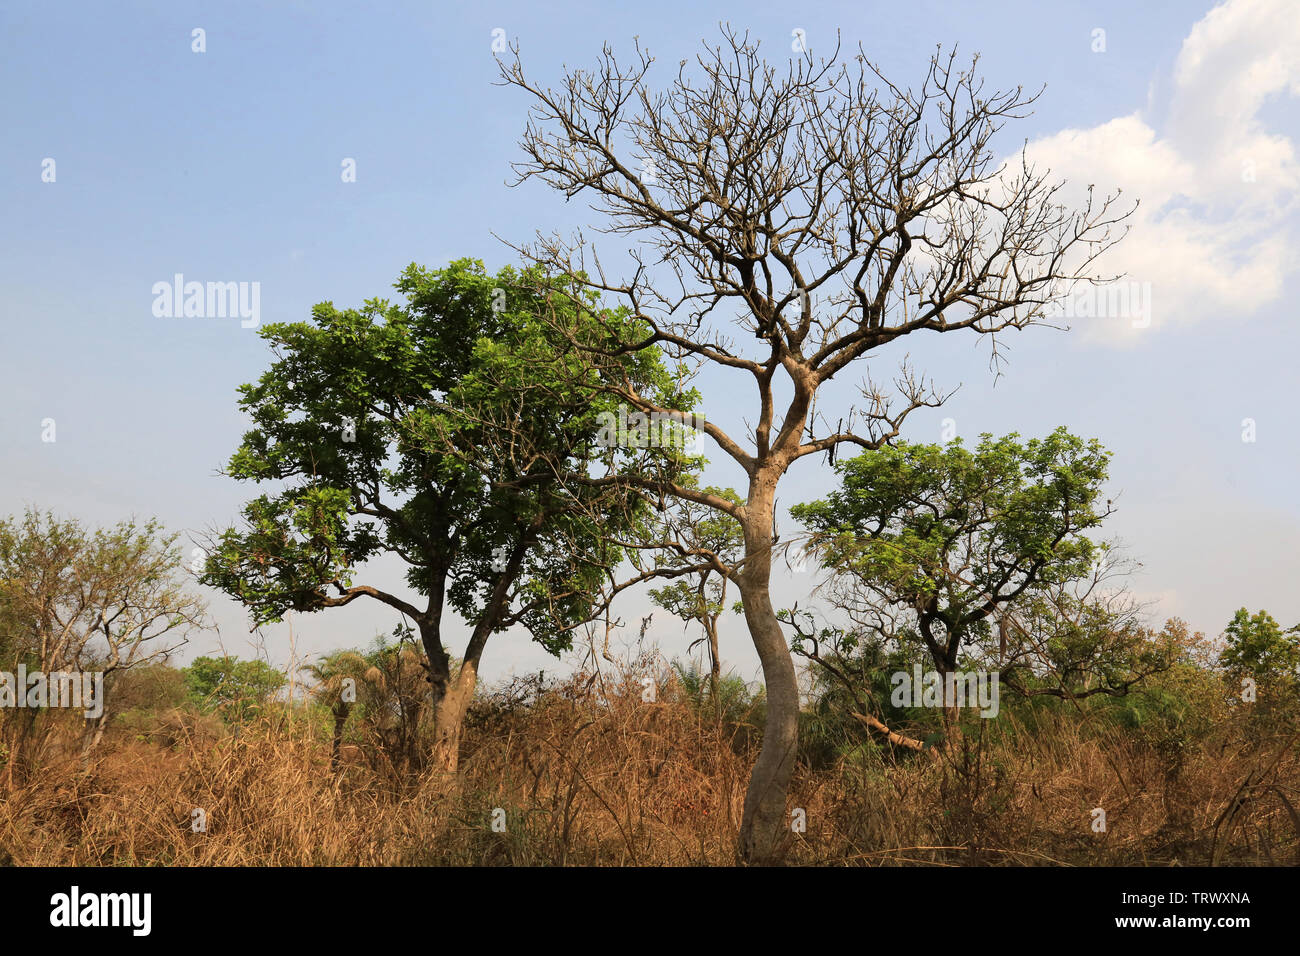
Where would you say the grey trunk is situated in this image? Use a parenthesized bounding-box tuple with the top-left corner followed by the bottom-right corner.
(736, 480, 799, 865)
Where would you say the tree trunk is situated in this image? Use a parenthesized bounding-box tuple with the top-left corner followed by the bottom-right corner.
(942, 692, 961, 749)
(418, 535, 525, 778)
(707, 620, 722, 726)
(934, 654, 962, 752)
(736, 477, 799, 865)
(431, 662, 477, 774)
(419, 618, 457, 777)
(79, 712, 108, 767)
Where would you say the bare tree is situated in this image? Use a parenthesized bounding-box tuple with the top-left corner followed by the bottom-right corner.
(498, 27, 1132, 862)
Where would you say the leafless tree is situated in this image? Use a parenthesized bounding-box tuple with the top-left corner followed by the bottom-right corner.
(498, 27, 1132, 862)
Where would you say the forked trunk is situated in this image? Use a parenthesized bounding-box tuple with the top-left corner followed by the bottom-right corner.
(421, 532, 526, 776)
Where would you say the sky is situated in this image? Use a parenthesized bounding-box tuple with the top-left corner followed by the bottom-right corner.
(2, 0, 1297, 689)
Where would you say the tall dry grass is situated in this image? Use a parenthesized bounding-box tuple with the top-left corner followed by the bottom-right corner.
(0, 656, 1296, 866)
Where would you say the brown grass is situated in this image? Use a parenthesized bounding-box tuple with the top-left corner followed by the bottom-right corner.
(1, 665, 1296, 866)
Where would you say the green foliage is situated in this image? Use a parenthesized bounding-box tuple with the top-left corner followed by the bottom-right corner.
(183, 656, 287, 723)
(671, 658, 758, 725)
(1219, 607, 1300, 683)
(203, 258, 698, 659)
(301, 649, 372, 723)
(788, 431, 1189, 758)
(1002, 594, 1181, 698)
(301, 629, 436, 771)
(649, 485, 744, 627)
(0, 509, 205, 676)
(790, 428, 1122, 677)
(797, 628, 940, 770)
(791, 428, 1110, 624)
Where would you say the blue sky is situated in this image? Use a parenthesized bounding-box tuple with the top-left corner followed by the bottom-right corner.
(2, 0, 1297, 686)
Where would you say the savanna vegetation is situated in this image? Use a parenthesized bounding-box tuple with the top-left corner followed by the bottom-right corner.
(3, 30, 1297, 867)
(0, 579, 1296, 865)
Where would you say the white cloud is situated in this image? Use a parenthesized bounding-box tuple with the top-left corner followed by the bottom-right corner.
(1025, 0, 1300, 343)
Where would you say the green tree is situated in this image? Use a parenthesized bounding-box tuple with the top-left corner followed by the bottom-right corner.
(790, 429, 1166, 746)
(1220, 608, 1300, 689)
(183, 655, 286, 723)
(0, 510, 206, 774)
(202, 258, 694, 772)
(300, 649, 374, 772)
(671, 658, 761, 732)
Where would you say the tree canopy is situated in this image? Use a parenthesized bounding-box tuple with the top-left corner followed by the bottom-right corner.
(202, 257, 700, 770)
(791, 427, 1114, 671)
(1220, 607, 1300, 685)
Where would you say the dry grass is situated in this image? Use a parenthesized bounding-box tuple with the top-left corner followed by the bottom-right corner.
(1, 664, 1296, 866)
